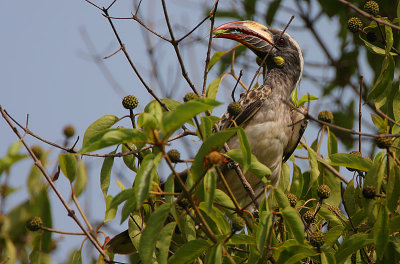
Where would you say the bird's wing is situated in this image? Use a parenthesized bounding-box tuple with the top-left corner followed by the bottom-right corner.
(218, 85, 271, 130)
(283, 105, 308, 162)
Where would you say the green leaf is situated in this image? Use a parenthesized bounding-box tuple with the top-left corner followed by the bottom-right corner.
(80, 128, 146, 153)
(371, 113, 389, 133)
(109, 188, 135, 210)
(59, 153, 77, 182)
(82, 115, 119, 147)
(256, 211, 272, 252)
(297, 94, 319, 107)
(199, 116, 220, 140)
(139, 203, 171, 263)
(367, 55, 395, 105)
(387, 164, 400, 211)
(225, 149, 271, 180)
(161, 98, 221, 137)
(327, 153, 372, 172)
(274, 187, 290, 209)
(374, 203, 389, 259)
(199, 203, 230, 234)
(208, 51, 228, 71)
(343, 179, 358, 217)
(385, 25, 394, 55)
(167, 239, 212, 264)
(74, 159, 88, 197)
(100, 152, 115, 198)
(204, 170, 216, 212)
(206, 77, 222, 100)
(122, 144, 137, 171)
(238, 128, 251, 173)
(145, 98, 182, 112)
(133, 153, 163, 210)
(205, 243, 222, 264)
(226, 234, 256, 245)
(157, 222, 176, 264)
(335, 233, 373, 263)
(307, 147, 320, 190)
(327, 130, 338, 156)
(71, 250, 82, 264)
(190, 128, 238, 185)
(290, 164, 303, 198)
(276, 240, 317, 264)
(360, 35, 397, 56)
(281, 207, 305, 243)
(323, 225, 344, 248)
(104, 195, 117, 222)
(364, 154, 385, 191)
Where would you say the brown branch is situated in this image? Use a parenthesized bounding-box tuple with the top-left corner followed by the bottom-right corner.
(201, 0, 219, 96)
(102, 8, 169, 111)
(160, 0, 199, 95)
(0, 106, 111, 263)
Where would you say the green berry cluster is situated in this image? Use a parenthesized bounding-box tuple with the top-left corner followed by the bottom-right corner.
(63, 125, 75, 138)
(31, 145, 43, 160)
(317, 185, 331, 200)
(303, 209, 315, 224)
(364, 1, 379, 16)
(347, 17, 363, 33)
(285, 193, 298, 208)
(318, 110, 334, 123)
(231, 216, 245, 231)
(122, 95, 139, 110)
(167, 149, 181, 163)
(309, 231, 325, 248)
(363, 185, 376, 199)
(227, 102, 243, 116)
(376, 137, 394, 149)
(183, 93, 199, 102)
(26, 216, 43, 231)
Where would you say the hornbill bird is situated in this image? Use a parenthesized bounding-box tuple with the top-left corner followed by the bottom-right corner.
(213, 21, 308, 208)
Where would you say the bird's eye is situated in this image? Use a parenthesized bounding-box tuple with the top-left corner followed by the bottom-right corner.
(277, 37, 285, 46)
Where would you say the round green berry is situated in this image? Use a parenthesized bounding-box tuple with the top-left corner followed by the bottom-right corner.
(347, 17, 363, 33)
(167, 149, 181, 163)
(376, 136, 393, 149)
(318, 110, 334, 123)
(328, 205, 340, 214)
(122, 95, 138, 110)
(177, 198, 190, 208)
(317, 185, 331, 200)
(363, 185, 376, 199)
(231, 216, 245, 231)
(26, 216, 43, 231)
(309, 231, 325, 248)
(364, 1, 379, 16)
(303, 209, 315, 224)
(63, 125, 75, 138)
(227, 102, 242, 116)
(285, 193, 298, 208)
(366, 31, 377, 42)
(183, 93, 199, 102)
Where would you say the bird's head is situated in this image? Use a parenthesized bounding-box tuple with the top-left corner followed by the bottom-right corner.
(213, 21, 303, 88)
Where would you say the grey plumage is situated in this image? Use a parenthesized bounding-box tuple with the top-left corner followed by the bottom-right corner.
(214, 21, 308, 208)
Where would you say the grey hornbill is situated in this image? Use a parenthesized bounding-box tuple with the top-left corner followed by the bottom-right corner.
(213, 21, 308, 208)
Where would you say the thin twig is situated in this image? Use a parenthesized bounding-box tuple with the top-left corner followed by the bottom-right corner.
(102, 8, 169, 110)
(0, 106, 110, 263)
(201, 0, 219, 96)
(359, 76, 363, 154)
(160, 0, 199, 95)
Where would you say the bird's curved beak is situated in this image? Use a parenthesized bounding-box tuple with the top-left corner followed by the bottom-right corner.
(213, 21, 274, 52)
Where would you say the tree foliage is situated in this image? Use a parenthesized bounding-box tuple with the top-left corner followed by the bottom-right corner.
(1, 0, 400, 263)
